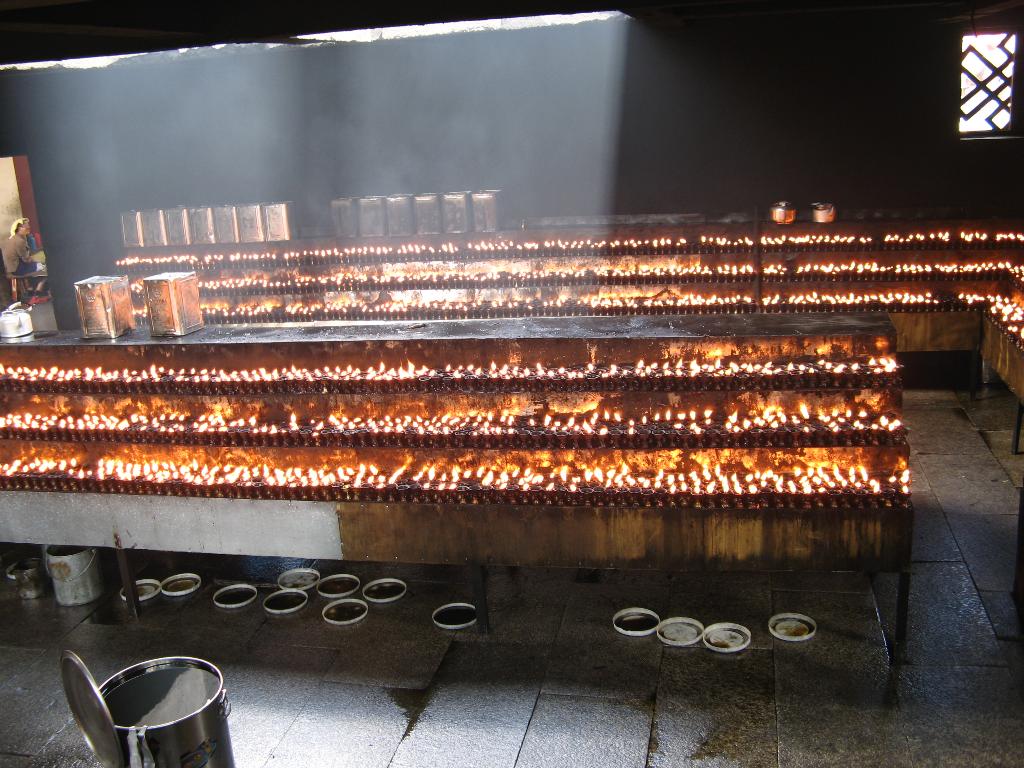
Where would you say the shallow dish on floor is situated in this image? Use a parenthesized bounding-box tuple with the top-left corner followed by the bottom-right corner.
(702, 622, 751, 653)
(317, 573, 361, 599)
(213, 583, 258, 609)
(322, 598, 369, 626)
(263, 588, 308, 615)
(656, 616, 705, 646)
(120, 578, 161, 602)
(768, 612, 817, 642)
(432, 602, 477, 630)
(277, 567, 320, 591)
(160, 572, 202, 598)
(612, 607, 661, 637)
(362, 577, 407, 604)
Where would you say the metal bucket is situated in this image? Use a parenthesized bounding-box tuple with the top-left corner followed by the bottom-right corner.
(330, 198, 358, 239)
(102, 657, 234, 768)
(385, 195, 414, 237)
(9, 557, 46, 599)
(470, 190, 501, 233)
(442, 192, 471, 234)
(358, 197, 387, 238)
(413, 194, 442, 235)
(46, 546, 103, 606)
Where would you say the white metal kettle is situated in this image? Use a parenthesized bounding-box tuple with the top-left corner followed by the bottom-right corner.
(0, 303, 33, 339)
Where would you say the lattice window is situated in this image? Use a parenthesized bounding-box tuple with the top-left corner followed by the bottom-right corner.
(960, 32, 1016, 134)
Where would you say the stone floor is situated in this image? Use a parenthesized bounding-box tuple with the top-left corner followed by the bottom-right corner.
(0, 387, 1022, 768)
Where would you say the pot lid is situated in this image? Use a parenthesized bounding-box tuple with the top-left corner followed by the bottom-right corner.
(60, 650, 124, 768)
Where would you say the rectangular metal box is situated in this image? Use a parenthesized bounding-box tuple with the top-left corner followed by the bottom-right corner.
(188, 207, 216, 245)
(236, 204, 265, 243)
(74, 276, 135, 339)
(121, 212, 143, 249)
(442, 192, 471, 234)
(330, 198, 358, 239)
(358, 197, 387, 238)
(212, 206, 239, 244)
(470, 190, 501, 233)
(143, 272, 204, 337)
(163, 207, 191, 246)
(386, 195, 414, 237)
(413, 194, 442, 235)
(261, 202, 294, 242)
(140, 209, 168, 247)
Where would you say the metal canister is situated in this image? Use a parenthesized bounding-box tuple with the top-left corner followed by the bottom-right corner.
(140, 209, 168, 247)
(812, 202, 836, 223)
(163, 207, 191, 246)
(212, 206, 239, 244)
(330, 198, 358, 238)
(470, 190, 501, 233)
(358, 197, 387, 238)
(121, 212, 143, 248)
(261, 202, 294, 242)
(386, 195, 414, 237)
(62, 652, 236, 768)
(74, 276, 135, 339)
(413, 194, 442, 235)
(11, 557, 46, 599)
(188, 207, 216, 245)
(235, 204, 265, 243)
(143, 272, 204, 336)
(769, 202, 796, 225)
(442, 192, 471, 234)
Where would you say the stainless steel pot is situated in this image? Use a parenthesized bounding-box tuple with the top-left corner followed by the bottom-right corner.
(63, 652, 235, 768)
(811, 202, 836, 223)
(769, 202, 796, 225)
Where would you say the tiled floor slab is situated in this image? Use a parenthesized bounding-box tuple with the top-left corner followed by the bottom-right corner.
(909, 491, 962, 563)
(389, 642, 547, 768)
(262, 681, 411, 768)
(217, 641, 338, 768)
(980, 589, 1023, 640)
(945, 513, 1018, 592)
(916, 452, 1018, 516)
(902, 407, 991, 455)
(649, 649, 777, 768)
(903, 390, 961, 408)
(513, 694, 652, 768)
(895, 562, 1004, 667)
(898, 665, 1024, 767)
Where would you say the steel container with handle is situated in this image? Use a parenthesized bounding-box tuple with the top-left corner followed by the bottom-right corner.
(62, 651, 235, 768)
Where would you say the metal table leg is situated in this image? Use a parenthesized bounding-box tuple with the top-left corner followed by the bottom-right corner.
(871, 570, 912, 665)
(115, 536, 140, 620)
(894, 569, 911, 665)
(470, 563, 490, 634)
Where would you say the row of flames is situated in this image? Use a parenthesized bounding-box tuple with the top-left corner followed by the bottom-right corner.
(126, 290, 980, 323)
(0, 456, 911, 502)
(0, 406, 904, 446)
(0, 357, 899, 392)
(121, 260, 1014, 298)
(114, 228, 1024, 271)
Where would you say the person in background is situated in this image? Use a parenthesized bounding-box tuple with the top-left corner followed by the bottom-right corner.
(2, 217, 48, 305)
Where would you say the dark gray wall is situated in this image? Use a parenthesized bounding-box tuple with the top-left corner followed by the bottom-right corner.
(0, 14, 1018, 328)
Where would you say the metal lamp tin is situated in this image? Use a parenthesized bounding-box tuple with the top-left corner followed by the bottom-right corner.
(143, 272, 204, 337)
(769, 201, 796, 225)
(74, 276, 135, 339)
(812, 202, 836, 223)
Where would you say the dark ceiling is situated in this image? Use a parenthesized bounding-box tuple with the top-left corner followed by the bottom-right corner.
(0, 0, 1020, 66)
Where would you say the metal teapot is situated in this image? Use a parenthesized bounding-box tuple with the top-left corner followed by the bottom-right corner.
(0, 303, 33, 339)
